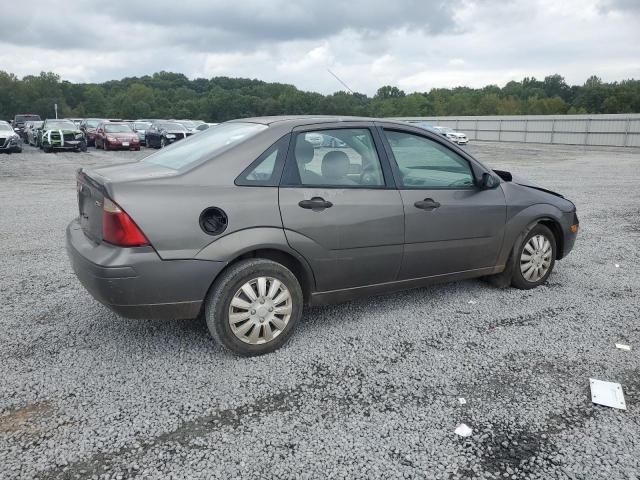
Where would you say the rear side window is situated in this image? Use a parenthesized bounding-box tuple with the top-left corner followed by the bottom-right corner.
(384, 130, 474, 188)
(143, 122, 267, 171)
(235, 135, 290, 186)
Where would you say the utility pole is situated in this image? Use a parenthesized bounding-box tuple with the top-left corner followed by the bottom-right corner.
(54, 103, 58, 119)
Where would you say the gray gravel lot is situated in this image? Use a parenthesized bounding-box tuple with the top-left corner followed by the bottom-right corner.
(1, 142, 639, 479)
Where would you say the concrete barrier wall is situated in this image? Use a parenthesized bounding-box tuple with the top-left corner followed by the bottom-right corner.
(394, 114, 640, 147)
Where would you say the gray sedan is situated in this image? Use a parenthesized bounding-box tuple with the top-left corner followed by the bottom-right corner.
(67, 116, 579, 356)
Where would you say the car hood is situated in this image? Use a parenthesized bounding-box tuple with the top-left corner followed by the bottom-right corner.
(494, 169, 565, 199)
(43, 127, 82, 134)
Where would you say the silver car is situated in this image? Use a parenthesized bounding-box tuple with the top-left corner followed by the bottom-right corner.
(67, 116, 579, 356)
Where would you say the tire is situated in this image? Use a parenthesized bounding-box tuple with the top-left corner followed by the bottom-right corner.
(205, 259, 303, 356)
(511, 224, 556, 289)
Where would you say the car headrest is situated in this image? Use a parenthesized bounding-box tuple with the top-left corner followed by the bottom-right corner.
(321, 150, 350, 179)
(295, 139, 315, 165)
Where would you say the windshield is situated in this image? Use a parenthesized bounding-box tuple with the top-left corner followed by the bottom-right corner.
(179, 120, 195, 128)
(134, 122, 151, 130)
(143, 122, 267, 170)
(15, 115, 41, 123)
(0, 123, 12, 131)
(105, 124, 132, 133)
(86, 120, 103, 128)
(155, 123, 186, 131)
(45, 121, 76, 130)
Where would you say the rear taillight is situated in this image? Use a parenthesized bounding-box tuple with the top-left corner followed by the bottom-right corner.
(102, 198, 149, 247)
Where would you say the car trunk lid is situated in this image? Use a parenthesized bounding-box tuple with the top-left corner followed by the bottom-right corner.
(76, 162, 176, 243)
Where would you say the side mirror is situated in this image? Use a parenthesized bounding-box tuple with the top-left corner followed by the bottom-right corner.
(481, 172, 500, 189)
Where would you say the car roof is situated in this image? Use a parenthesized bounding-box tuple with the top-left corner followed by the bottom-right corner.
(227, 115, 412, 128)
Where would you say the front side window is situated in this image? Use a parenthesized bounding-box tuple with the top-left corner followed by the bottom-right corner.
(289, 128, 384, 187)
(384, 130, 474, 188)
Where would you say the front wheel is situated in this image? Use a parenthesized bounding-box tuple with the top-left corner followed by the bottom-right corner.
(511, 224, 556, 289)
(205, 259, 303, 356)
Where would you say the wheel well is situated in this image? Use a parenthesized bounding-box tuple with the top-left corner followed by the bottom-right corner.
(538, 219, 564, 259)
(229, 248, 314, 303)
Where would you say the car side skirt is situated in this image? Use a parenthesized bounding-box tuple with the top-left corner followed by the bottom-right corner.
(310, 265, 503, 306)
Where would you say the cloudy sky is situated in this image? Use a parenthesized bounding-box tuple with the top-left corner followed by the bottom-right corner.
(0, 0, 638, 95)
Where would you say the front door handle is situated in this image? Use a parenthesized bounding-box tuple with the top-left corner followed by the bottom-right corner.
(414, 198, 441, 210)
(298, 197, 333, 211)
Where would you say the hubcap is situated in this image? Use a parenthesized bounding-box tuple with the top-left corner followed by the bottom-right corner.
(228, 277, 292, 345)
(520, 234, 552, 282)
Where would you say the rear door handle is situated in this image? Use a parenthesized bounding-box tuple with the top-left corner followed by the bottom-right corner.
(414, 198, 441, 210)
(298, 197, 333, 211)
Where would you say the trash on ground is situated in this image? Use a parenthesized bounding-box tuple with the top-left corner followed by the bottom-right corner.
(615, 343, 631, 351)
(468, 300, 476, 305)
(454, 423, 473, 437)
(458, 397, 467, 405)
(615, 264, 620, 268)
(590, 378, 627, 410)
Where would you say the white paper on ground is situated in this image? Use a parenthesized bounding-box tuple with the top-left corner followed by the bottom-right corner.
(590, 378, 627, 410)
(458, 398, 467, 405)
(615, 343, 631, 351)
(454, 423, 473, 437)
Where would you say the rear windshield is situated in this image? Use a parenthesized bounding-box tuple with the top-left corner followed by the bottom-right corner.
(105, 124, 132, 133)
(143, 122, 267, 170)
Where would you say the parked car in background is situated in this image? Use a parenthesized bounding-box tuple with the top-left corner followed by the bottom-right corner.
(130, 121, 152, 144)
(0, 121, 23, 153)
(176, 120, 201, 133)
(404, 120, 442, 136)
(70, 118, 84, 127)
(24, 121, 44, 146)
(94, 122, 141, 151)
(12, 114, 41, 140)
(80, 118, 107, 146)
(38, 119, 86, 153)
(195, 122, 219, 132)
(144, 121, 191, 148)
(433, 126, 469, 145)
(67, 116, 578, 356)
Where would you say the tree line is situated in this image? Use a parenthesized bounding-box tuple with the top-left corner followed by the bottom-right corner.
(1, 71, 638, 122)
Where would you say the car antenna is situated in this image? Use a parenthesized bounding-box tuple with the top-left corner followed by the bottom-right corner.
(327, 68, 354, 94)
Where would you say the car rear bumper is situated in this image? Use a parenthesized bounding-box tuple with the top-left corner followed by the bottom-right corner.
(66, 219, 226, 319)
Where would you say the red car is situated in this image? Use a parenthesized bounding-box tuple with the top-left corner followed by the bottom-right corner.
(94, 122, 141, 151)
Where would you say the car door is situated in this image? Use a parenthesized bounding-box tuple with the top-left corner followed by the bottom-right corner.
(378, 124, 507, 279)
(279, 124, 404, 292)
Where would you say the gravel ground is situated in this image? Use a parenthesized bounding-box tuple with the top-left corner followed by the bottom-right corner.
(1, 142, 639, 480)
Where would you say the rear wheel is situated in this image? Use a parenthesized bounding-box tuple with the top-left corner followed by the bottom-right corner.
(205, 259, 303, 356)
